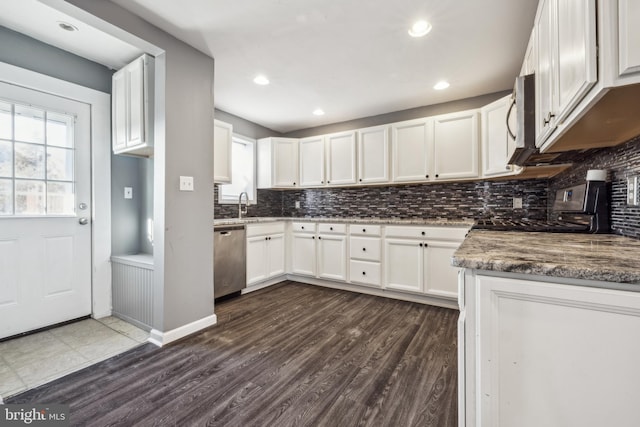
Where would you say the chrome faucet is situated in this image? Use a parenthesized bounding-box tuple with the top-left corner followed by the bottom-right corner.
(238, 192, 249, 219)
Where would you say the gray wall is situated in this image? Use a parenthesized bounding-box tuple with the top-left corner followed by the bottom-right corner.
(214, 109, 282, 139)
(67, 0, 216, 332)
(0, 25, 113, 93)
(284, 91, 511, 138)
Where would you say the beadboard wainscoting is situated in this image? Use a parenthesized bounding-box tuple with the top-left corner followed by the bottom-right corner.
(550, 135, 640, 239)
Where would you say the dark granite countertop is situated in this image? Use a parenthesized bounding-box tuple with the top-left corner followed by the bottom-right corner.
(214, 217, 474, 228)
(452, 230, 640, 284)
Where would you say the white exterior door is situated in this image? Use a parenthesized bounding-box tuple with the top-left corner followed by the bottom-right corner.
(0, 82, 91, 339)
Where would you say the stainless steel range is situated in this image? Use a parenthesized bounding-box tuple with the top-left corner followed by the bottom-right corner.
(474, 175, 609, 233)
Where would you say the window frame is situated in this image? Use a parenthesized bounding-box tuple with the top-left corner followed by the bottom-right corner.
(217, 133, 257, 205)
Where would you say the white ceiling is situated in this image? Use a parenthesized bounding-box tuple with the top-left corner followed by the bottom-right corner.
(0, 0, 143, 70)
(1, 0, 538, 134)
(110, 0, 538, 133)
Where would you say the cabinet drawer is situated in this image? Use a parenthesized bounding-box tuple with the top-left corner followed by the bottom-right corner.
(385, 225, 468, 241)
(318, 223, 347, 234)
(350, 260, 381, 287)
(291, 222, 317, 233)
(350, 237, 381, 261)
(349, 224, 382, 236)
(246, 222, 285, 237)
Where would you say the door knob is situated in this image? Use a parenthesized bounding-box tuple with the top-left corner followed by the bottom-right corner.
(79, 217, 89, 225)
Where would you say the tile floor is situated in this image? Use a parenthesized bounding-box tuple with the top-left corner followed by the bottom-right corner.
(0, 317, 149, 400)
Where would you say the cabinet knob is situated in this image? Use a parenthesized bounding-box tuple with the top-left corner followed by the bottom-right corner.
(312, 236, 315, 239)
(435, 174, 439, 178)
(318, 236, 322, 240)
(359, 178, 362, 182)
(362, 247, 366, 251)
(421, 231, 425, 236)
(419, 243, 423, 247)
(321, 181, 324, 184)
(301, 226, 304, 229)
(268, 237, 271, 240)
(293, 182, 296, 185)
(362, 271, 366, 275)
(327, 180, 330, 184)
(265, 237, 268, 240)
(362, 228, 366, 233)
(330, 227, 333, 231)
(425, 243, 428, 248)
(425, 175, 429, 178)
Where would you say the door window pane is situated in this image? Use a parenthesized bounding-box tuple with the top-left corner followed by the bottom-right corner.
(47, 182, 74, 215)
(46, 147, 73, 181)
(46, 112, 74, 148)
(0, 179, 12, 215)
(0, 102, 11, 140)
(14, 105, 44, 144)
(15, 180, 45, 215)
(0, 140, 11, 177)
(15, 143, 45, 179)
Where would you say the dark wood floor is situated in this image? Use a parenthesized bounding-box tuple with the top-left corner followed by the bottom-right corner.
(9, 282, 458, 426)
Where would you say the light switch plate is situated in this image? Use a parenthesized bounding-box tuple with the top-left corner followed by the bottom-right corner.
(513, 197, 523, 209)
(124, 187, 133, 199)
(627, 176, 639, 206)
(179, 176, 194, 192)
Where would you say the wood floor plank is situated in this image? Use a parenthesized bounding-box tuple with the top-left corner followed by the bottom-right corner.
(8, 281, 458, 426)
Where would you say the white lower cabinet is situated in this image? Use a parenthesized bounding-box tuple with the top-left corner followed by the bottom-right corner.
(460, 272, 640, 427)
(246, 223, 286, 287)
(291, 233, 317, 276)
(423, 240, 461, 299)
(349, 229, 382, 287)
(384, 238, 424, 293)
(317, 233, 347, 281)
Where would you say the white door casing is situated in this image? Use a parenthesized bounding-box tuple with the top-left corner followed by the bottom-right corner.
(0, 81, 92, 339)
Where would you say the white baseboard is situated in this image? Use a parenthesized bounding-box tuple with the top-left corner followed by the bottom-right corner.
(148, 314, 217, 347)
(286, 275, 459, 310)
(92, 309, 113, 319)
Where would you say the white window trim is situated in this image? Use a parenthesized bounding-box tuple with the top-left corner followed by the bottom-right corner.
(217, 133, 257, 205)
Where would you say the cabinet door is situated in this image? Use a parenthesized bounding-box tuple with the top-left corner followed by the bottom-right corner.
(246, 236, 268, 285)
(476, 275, 640, 427)
(112, 69, 127, 152)
(535, 0, 557, 147)
(299, 136, 325, 186)
(213, 119, 232, 184)
(317, 234, 347, 281)
(521, 30, 536, 76)
(126, 56, 145, 148)
(423, 240, 460, 299)
(384, 239, 423, 293)
(291, 233, 316, 276)
(433, 111, 479, 180)
(392, 119, 432, 182)
(267, 233, 285, 277)
(357, 125, 389, 184)
(555, 0, 597, 124)
(326, 131, 357, 185)
(273, 138, 299, 187)
(481, 97, 512, 177)
(619, 0, 640, 76)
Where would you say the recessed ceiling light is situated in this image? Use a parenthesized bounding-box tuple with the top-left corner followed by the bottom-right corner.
(253, 75, 270, 85)
(408, 20, 432, 38)
(313, 109, 325, 116)
(57, 21, 79, 32)
(433, 81, 450, 90)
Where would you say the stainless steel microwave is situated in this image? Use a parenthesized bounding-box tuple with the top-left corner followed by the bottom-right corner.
(507, 74, 536, 166)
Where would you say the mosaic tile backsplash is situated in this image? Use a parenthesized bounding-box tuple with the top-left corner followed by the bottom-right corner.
(550, 135, 640, 239)
(215, 180, 550, 221)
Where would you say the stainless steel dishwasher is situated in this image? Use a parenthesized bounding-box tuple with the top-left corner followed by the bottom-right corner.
(213, 225, 246, 299)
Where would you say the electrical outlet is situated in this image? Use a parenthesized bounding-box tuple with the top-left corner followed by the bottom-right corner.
(124, 187, 133, 199)
(513, 197, 523, 209)
(627, 176, 639, 206)
(179, 176, 194, 192)
(295, 201, 300, 209)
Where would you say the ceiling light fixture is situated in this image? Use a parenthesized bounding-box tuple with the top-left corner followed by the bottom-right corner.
(57, 21, 79, 32)
(408, 20, 432, 38)
(253, 75, 270, 85)
(433, 81, 450, 90)
(313, 109, 325, 116)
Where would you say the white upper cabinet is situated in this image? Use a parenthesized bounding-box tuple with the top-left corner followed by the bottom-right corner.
(535, 0, 597, 148)
(357, 125, 390, 184)
(618, 0, 640, 78)
(325, 131, 357, 185)
(481, 96, 514, 177)
(392, 118, 433, 182)
(257, 137, 299, 188)
(112, 54, 154, 157)
(520, 30, 537, 76)
(433, 110, 479, 180)
(213, 119, 232, 184)
(299, 136, 325, 186)
(554, 0, 597, 123)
